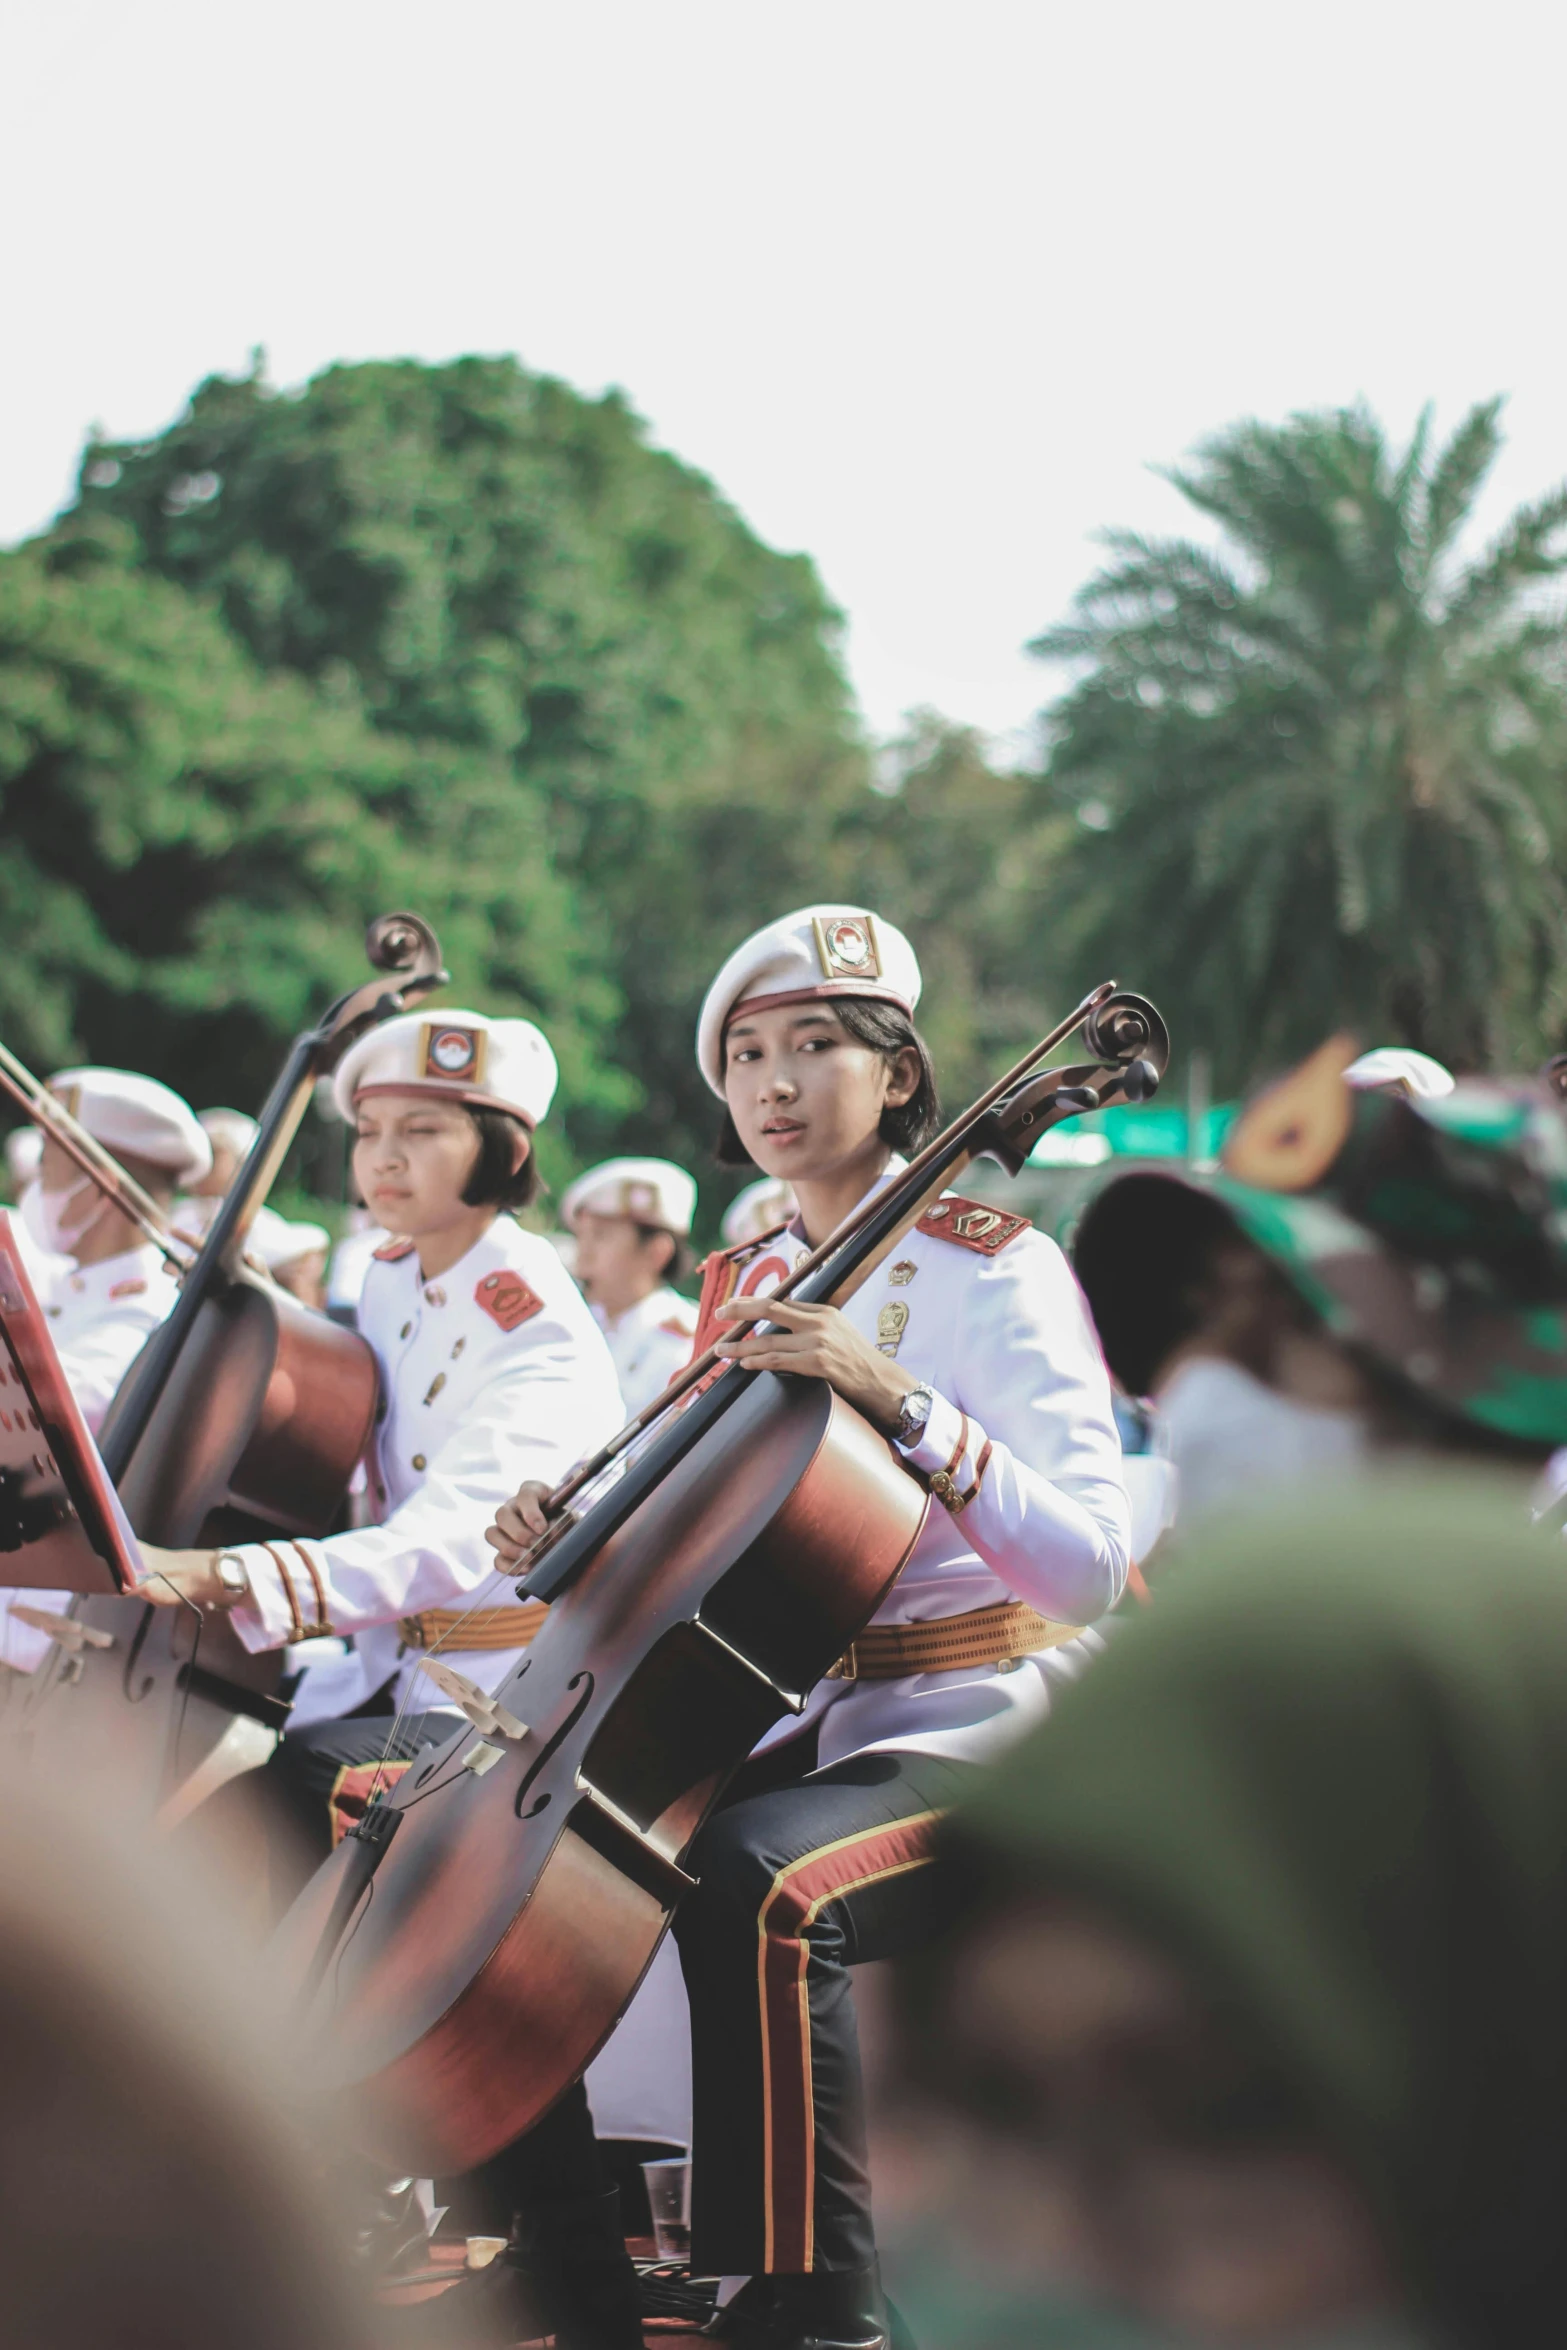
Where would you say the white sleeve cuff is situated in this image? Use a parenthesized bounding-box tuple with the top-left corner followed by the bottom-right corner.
(225, 1542, 316, 1653)
(894, 1389, 967, 1480)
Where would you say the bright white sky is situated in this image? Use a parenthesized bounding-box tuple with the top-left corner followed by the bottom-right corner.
(4, 1, 1564, 749)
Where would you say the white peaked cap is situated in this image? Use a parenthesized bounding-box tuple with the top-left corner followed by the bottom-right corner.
(721, 1176, 797, 1248)
(332, 1008, 558, 1129)
(48, 1067, 212, 1184)
(5, 1128, 42, 1185)
(1345, 1047, 1456, 1101)
(199, 1106, 259, 1157)
(561, 1157, 697, 1237)
(250, 1205, 330, 1270)
(696, 905, 921, 1096)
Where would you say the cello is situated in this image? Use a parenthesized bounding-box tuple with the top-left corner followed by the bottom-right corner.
(15, 913, 446, 1807)
(278, 982, 1168, 2174)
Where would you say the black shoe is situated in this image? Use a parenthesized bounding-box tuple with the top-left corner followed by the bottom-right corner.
(373, 2187, 641, 2349)
(703, 2263, 892, 2350)
(372, 2249, 551, 2347)
(511, 2185, 644, 2350)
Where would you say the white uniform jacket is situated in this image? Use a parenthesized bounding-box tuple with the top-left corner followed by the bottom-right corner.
(598, 1284, 698, 1417)
(0, 1243, 177, 1674)
(41, 1244, 177, 1435)
(228, 1218, 623, 1713)
(692, 1175, 1130, 1770)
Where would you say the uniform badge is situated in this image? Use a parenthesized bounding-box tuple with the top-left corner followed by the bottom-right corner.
(888, 1260, 917, 1287)
(917, 1197, 1031, 1255)
(876, 1300, 910, 1356)
(811, 912, 882, 985)
(421, 1023, 488, 1086)
(475, 1269, 544, 1331)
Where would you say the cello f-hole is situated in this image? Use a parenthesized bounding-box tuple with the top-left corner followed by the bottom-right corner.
(513, 1670, 595, 1819)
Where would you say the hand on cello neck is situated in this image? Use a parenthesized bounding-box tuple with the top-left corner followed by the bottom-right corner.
(486, 1480, 555, 1571)
(711, 1294, 918, 1436)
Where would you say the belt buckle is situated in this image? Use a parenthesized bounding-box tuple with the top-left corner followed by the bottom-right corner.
(827, 1640, 858, 1681)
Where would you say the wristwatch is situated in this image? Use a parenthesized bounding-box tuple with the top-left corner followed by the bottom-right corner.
(892, 1383, 935, 1452)
(214, 1551, 251, 1607)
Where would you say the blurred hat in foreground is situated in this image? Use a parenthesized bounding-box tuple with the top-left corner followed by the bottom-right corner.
(942, 1480, 1567, 2349)
(1344, 1045, 1455, 1099)
(1076, 1033, 1567, 1445)
(332, 1009, 557, 1129)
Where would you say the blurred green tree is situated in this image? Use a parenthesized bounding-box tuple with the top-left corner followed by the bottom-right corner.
(65, 356, 869, 1180)
(839, 711, 1072, 1118)
(0, 520, 622, 1200)
(1033, 401, 1567, 1085)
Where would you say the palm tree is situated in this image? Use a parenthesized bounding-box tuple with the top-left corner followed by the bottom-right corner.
(1033, 402, 1567, 1084)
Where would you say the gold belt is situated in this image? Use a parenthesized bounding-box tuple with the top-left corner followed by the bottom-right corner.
(826, 1598, 1085, 1682)
(397, 1600, 550, 1653)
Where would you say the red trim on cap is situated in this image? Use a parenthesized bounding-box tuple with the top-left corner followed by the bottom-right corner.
(351, 1079, 536, 1129)
(724, 981, 912, 1030)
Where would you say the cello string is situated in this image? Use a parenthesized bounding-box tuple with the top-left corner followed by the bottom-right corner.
(360, 1398, 693, 1794)
(360, 1396, 689, 1786)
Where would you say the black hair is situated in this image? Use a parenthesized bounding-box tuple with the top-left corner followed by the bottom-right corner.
(630, 1224, 694, 1286)
(714, 996, 940, 1167)
(460, 1107, 540, 1211)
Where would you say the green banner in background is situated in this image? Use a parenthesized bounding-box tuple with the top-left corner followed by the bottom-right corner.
(1029, 1102, 1237, 1166)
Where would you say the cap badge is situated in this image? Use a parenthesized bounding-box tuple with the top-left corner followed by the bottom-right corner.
(626, 1182, 657, 1216)
(421, 1023, 488, 1086)
(812, 913, 882, 985)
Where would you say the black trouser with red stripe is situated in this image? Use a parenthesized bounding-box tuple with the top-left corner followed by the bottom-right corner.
(672, 1737, 971, 2277)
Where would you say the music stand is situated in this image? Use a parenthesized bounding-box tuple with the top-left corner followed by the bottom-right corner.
(0, 1213, 143, 1594)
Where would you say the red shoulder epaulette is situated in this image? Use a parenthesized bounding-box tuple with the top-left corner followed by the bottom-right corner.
(372, 1236, 417, 1262)
(916, 1197, 1031, 1255)
(690, 1228, 794, 1357)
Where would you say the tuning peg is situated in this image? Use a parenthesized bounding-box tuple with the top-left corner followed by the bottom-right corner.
(1121, 1058, 1160, 1103)
(1054, 1087, 1100, 1114)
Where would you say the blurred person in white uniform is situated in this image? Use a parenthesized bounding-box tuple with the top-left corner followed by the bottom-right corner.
(249, 1206, 331, 1309)
(0, 1069, 209, 1673)
(26, 1070, 209, 1435)
(172, 1107, 258, 1242)
(720, 1174, 796, 1250)
(324, 1205, 391, 1323)
(561, 1156, 698, 1413)
(3, 1125, 68, 1296)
